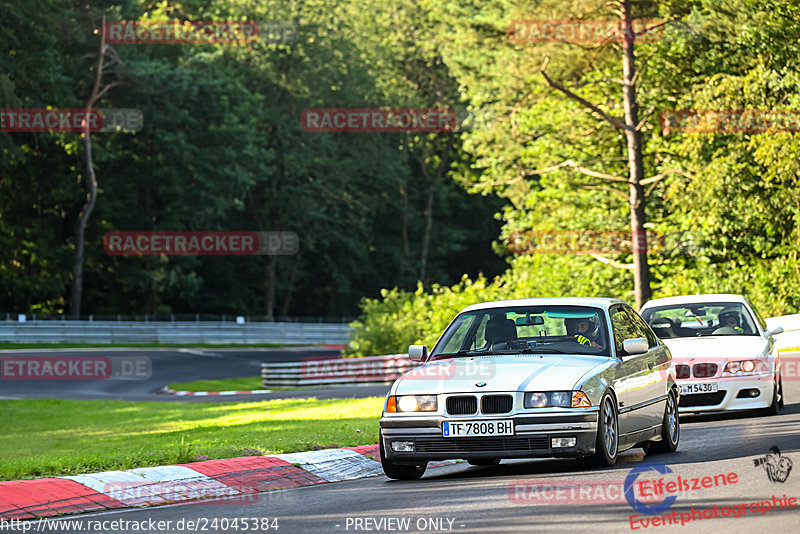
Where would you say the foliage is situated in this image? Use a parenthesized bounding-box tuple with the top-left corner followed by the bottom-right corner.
(348, 0, 800, 355)
(3, 0, 800, 338)
(0, 0, 506, 318)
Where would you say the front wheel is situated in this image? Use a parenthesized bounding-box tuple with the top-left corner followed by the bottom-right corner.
(763, 374, 783, 416)
(578, 391, 618, 468)
(643, 389, 680, 455)
(380, 435, 427, 480)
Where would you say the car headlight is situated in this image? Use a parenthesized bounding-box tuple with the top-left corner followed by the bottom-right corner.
(722, 360, 763, 375)
(524, 391, 591, 408)
(389, 395, 438, 412)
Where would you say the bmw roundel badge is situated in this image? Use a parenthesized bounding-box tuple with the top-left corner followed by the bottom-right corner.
(476, 381, 487, 387)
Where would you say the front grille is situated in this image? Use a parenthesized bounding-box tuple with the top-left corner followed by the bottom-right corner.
(481, 395, 513, 414)
(692, 363, 718, 378)
(447, 396, 477, 415)
(679, 391, 726, 407)
(415, 436, 549, 453)
(676, 365, 690, 379)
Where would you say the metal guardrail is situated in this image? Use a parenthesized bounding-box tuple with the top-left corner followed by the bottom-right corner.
(0, 321, 352, 345)
(261, 354, 417, 387)
(2, 313, 353, 323)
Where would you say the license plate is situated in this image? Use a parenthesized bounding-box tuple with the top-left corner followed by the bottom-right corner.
(680, 382, 718, 395)
(442, 420, 514, 437)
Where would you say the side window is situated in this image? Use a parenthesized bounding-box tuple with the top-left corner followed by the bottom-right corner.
(610, 307, 637, 355)
(625, 308, 658, 347)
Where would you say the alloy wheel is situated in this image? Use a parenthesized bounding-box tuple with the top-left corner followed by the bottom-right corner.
(603, 396, 618, 456)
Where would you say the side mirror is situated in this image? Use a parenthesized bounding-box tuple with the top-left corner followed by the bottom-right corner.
(767, 326, 784, 337)
(622, 338, 649, 356)
(408, 345, 429, 362)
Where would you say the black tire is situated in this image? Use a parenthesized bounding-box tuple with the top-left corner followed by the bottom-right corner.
(578, 391, 618, 468)
(643, 389, 680, 455)
(380, 436, 427, 480)
(467, 458, 501, 466)
(763, 374, 783, 416)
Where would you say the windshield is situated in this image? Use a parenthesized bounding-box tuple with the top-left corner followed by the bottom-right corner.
(640, 302, 759, 338)
(431, 305, 610, 357)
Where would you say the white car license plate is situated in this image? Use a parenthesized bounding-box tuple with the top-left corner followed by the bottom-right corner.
(442, 420, 514, 437)
(680, 382, 718, 395)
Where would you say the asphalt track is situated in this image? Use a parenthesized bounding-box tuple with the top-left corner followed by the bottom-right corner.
(19, 356, 800, 534)
(0, 347, 389, 402)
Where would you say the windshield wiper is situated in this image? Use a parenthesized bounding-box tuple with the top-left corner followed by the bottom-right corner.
(433, 350, 474, 359)
(516, 347, 567, 354)
(434, 350, 510, 359)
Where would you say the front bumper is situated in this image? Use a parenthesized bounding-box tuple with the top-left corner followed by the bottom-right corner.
(678, 374, 774, 413)
(380, 412, 599, 463)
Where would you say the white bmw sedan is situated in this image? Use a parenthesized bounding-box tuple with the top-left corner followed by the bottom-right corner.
(379, 297, 680, 480)
(640, 294, 785, 415)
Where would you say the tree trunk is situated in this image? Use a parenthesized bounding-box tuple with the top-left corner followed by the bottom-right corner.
(417, 141, 453, 282)
(621, 0, 651, 309)
(280, 256, 299, 317)
(419, 185, 434, 282)
(69, 16, 120, 317)
(401, 178, 410, 257)
(69, 135, 98, 318)
(264, 255, 276, 321)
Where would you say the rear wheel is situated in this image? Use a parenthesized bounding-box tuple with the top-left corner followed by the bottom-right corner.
(467, 458, 501, 466)
(643, 389, 679, 455)
(379, 436, 427, 480)
(577, 391, 618, 468)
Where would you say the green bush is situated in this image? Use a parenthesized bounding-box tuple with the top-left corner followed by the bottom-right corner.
(349, 247, 800, 357)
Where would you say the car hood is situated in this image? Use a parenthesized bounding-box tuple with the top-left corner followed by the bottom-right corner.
(392, 354, 611, 395)
(661, 336, 769, 363)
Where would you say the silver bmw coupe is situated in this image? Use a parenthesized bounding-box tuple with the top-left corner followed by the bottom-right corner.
(379, 297, 680, 479)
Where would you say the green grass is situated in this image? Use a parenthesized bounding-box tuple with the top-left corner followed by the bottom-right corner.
(0, 397, 383, 481)
(0, 342, 295, 349)
(169, 376, 264, 392)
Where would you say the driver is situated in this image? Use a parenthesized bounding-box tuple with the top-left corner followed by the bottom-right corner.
(718, 308, 744, 333)
(565, 317, 602, 348)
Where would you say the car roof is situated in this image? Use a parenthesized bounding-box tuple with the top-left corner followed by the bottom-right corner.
(640, 294, 747, 309)
(460, 297, 628, 314)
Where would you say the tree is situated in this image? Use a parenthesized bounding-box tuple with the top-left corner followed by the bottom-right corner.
(70, 15, 123, 317)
